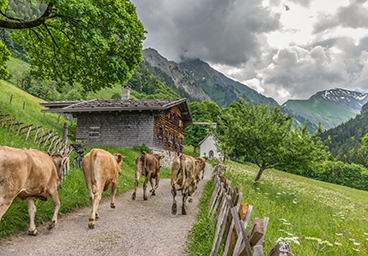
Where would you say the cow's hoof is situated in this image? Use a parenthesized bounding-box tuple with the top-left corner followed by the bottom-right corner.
(28, 229, 38, 236)
(131, 193, 136, 200)
(151, 191, 156, 196)
(88, 222, 95, 229)
(111, 203, 115, 208)
(182, 208, 187, 215)
(172, 203, 177, 215)
(143, 196, 148, 201)
(47, 221, 56, 230)
(95, 213, 99, 219)
(188, 198, 193, 203)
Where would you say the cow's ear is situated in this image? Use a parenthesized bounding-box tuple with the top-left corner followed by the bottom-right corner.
(122, 156, 128, 159)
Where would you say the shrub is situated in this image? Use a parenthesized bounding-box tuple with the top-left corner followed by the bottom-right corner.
(132, 144, 152, 154)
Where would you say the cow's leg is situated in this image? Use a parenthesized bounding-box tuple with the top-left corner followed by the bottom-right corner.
(89, 193, 101, 229)
(171, 185, 177, 215)
(47, 192, 61, 230)
(201, 168, 205, 179)
(143, 172, 151, 200)
(188, 182, 197, 203)
(150, 172, 160, 196)
(131, 169, 141, 200)
(26, 198, 38, 235)
(96, 203, 100, 219)
(110, 182, 117, 208)
(182, 187, 189, 215)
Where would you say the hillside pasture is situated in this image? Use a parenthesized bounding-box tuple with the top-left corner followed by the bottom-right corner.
(186, 161, 368, 255)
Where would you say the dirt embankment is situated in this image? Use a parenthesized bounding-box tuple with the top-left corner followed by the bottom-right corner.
(0, 165, 213, 256)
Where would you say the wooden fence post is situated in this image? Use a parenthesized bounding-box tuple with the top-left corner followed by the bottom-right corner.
(9, 94, 13, 104)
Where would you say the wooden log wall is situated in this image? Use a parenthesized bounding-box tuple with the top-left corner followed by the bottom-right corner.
(208, 165, 294, 256)
(154, 106, 185, 153)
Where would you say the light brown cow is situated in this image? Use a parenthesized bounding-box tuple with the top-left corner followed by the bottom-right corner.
(171, 154, 199, 215)
(195, 157, 206, 181)
(0, 146, 67, 235)
(131, 151, 164, 201)
(81, 148, 126, 229)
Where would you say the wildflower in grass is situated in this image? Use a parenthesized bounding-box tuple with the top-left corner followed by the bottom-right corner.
(335, 233, 343, 236)
(354, 242, 360, 246)
(349, 238, 355, 241)
(276, 236, 300, 245)
(334, 242, 342, 246)
(364, 233, 368, 235)
(292, 200, 297, 204)
(353, 248, 360, 252)
(279, 218, 287, 222)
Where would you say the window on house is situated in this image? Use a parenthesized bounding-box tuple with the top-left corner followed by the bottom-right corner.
(89, 126, 100, 138)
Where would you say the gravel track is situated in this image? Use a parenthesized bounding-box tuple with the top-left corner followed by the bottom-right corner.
(0, 164, 212, 256)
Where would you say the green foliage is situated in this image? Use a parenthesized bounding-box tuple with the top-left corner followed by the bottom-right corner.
(132, 144, 152, 154)
(1, 0, 146, 92)
(0, 40, 10, 79)
(218, 99, 330, 182)
(285, 161, 368, 191)
(185, 101, 221, 152)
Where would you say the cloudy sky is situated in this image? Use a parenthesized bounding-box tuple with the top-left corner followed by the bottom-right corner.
(131, 0, 368, 105)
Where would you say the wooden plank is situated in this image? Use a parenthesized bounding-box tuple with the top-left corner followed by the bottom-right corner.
(247, 218, 265, 247)
(8, 118, 15, 132)
(211, 187, 224, 219)
(209, 183, 222, 217)
(211, 202, 229, 256)
(26, 125, 33, 140)
(209, 178, 221, 208)
(33, 126, 42, 142)
(231, 207, 252, 256)
(267, 242, 294, 256)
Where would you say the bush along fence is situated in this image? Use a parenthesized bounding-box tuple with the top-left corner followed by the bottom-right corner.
(208, 165, 294, 256)
(0, 109, 74, 180)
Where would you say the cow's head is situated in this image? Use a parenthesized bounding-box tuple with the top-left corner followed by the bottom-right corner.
(154, 154, 165, 162)
(50, 153, 68, 181)
(113, 153, 127, 174)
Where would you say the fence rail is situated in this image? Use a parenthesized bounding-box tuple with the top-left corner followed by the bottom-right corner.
(208, 165, 294, 256)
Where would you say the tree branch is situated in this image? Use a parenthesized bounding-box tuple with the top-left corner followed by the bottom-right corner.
(0, 3, 55, 29)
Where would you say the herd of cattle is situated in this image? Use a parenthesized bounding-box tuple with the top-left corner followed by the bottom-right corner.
(0, 145, 206, 234)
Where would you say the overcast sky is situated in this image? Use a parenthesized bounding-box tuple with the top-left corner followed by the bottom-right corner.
(131, 0, 368, 105)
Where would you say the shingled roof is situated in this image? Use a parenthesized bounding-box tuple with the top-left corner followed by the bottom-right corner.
(40, 98, 193, 125)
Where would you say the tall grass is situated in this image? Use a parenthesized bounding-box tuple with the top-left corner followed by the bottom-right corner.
(186, 161, 368, 255)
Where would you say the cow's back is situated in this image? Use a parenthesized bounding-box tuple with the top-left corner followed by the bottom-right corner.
(0, 146, 57, 201)
(82, 149, 120, 192)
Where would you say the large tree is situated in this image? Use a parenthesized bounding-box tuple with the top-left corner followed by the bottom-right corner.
(0, 0, 146, 91)
(219, 99, 330, 183)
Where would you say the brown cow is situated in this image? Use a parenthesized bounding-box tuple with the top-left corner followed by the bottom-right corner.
(171, 154, 199, 215)
(132, 151, 164, 201)
(0, 146, 67, 235)
(195, 157, 206, 181)
(81, 148, 126, 229)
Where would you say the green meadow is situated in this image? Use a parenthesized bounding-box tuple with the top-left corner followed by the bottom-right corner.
(186, 161, 368, 255)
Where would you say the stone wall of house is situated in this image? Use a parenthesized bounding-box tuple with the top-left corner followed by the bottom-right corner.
(152, 149, 181, 168)
(76, 111, 164, 150)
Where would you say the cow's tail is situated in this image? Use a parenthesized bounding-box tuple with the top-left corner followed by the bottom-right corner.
(177, 154, 186, 191)
(142, 151, 148, 176)
(90, 149, 98, 194)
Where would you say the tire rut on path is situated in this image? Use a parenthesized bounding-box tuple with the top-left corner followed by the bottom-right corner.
(0, 164, 212, 256)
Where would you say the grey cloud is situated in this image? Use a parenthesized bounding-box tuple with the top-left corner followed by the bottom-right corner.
(268, 0, 314, 8)
(313, 2, 368, 34)
(132, 0, 280, 66)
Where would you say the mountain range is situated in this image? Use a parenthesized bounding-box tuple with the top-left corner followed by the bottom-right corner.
(141, 48, 368, 132)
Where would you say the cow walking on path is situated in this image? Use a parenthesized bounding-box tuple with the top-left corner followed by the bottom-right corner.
(0, 146, 67, 235)
(171, 154, 199, 215)
(195, 157, 206, 180)
(81, 148, 127, 229)
(132, 151, 164, 201)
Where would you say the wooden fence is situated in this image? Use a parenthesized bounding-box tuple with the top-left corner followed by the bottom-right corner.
(208, 165, 294, 256)
(0, 109, 74, 179)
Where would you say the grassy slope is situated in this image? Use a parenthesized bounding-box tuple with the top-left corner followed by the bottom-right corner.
(186, 161, 368, 255)
(283, 97, 356, 129)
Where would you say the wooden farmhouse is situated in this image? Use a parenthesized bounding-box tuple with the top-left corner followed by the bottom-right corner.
(40, 85, 193, 164)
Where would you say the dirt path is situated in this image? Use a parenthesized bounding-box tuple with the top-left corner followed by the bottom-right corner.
(0, 164, 212, 256)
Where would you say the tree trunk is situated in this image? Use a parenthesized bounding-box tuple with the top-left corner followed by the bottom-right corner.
(193, 146, 197, 153)
(254, 166, 266, 184)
